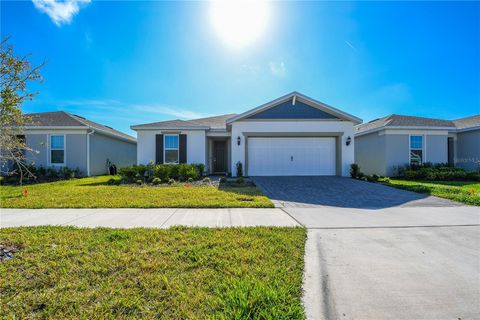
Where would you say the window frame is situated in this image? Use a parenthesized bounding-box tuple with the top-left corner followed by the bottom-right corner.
(163, 134, 179, 164)
(49, 134, 66, 166)
(409, 135, 424, 165)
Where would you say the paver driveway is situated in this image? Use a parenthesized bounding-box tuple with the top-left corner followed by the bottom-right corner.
(251, 176, 460, 209)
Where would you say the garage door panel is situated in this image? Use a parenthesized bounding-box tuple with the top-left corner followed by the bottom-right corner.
(248, 137, 336, 176)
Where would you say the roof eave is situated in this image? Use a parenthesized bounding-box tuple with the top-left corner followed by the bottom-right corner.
(130, 125, 209, 131)
(355, 125, 458, 137)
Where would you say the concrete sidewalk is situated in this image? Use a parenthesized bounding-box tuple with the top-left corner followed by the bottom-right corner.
(0, 208, 300, 228)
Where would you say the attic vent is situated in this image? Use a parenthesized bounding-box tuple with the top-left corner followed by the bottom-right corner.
(105, 125, 113, 129)
(73, 114, 86, 119)
(292, 95, 296, 106)
(368, 118, 380, 123)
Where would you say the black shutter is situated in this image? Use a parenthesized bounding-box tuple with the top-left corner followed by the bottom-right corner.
(156, 134, 164, 164)
(179, 134, 187, 164)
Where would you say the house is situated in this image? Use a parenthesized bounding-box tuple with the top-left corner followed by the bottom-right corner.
(355, 114, 480, 176)
(5, 111, 137, 176)
(132, 92, 362, 176)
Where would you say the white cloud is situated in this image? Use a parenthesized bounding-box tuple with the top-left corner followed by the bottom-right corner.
(269, 61, 287, 78)
(131, 104, 207, 119)
(60, 99, 207, 120)
(32, 0, 90, 26)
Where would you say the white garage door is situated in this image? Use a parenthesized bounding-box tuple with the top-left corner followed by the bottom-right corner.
(247, 137, 336, 176)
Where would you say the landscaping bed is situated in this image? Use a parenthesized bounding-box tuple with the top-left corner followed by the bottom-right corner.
(0, 226, 306, 319)
(0, 175, 273, 208)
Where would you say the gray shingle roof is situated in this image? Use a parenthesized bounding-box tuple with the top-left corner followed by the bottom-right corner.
(355, 114, 456, 134)
(452, 115, 480, 130)
(26, 111, 136, 142)
(132, 114, 238, 130)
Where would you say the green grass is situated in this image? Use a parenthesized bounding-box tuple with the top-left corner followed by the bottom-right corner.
(382, 179, 480, 206)
(0, 176, 273, 208)
(0, 226, 306, 319)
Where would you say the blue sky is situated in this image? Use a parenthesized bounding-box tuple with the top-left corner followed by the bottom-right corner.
(2, 1, 479, 136)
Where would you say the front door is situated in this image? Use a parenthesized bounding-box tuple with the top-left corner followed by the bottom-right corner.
(213, 141, 226, 173)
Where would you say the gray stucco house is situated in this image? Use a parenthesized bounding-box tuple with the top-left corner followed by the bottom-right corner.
(355, 114, 480, 176)
(9, 111, 137, 176)
(132, 92, 361, 176)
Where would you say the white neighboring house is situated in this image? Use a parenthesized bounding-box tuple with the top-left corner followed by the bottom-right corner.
(132, 92, 362, 177)
(355, 114, 480, 176)
(3, 111, 137, 176)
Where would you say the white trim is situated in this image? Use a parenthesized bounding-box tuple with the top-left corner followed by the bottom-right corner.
(355, 125, 457, 137)
(48, 134, 66, 167)
(131, 125, 208, 131)
(456, 125, 480, 133)
(163, 134, 179, 164)
(86, 129, 94, 176)
(24, 126, 136, 143)
(226, 92, 362, 125)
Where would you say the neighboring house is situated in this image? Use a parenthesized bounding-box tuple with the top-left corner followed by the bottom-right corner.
(132, 92, 362, 177)
(355, 114, 480, 176)
(4, 111, 137, 176)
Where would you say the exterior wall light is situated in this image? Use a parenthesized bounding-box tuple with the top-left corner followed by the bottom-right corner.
(346, 136, 352, 146)
(237, 136, 241, 146)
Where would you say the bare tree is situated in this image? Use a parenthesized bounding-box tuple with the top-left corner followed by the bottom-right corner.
(1, 37, 45, 184)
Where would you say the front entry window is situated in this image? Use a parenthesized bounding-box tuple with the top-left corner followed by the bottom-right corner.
(410, 135, 423, 165)
(164, 134, 179, 164)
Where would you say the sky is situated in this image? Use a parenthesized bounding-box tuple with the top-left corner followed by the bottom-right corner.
(2, 1, 479, 136)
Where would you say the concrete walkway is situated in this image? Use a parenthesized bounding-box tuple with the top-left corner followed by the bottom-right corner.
(0, 208, 300, 228)
(2, 206, 479, 320)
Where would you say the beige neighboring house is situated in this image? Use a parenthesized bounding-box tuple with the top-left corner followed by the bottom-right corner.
(355, 114, 480, 176)
(3, 111, 137, 176)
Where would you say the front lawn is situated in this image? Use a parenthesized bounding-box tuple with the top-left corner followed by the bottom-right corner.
(381, 179, 480, 206)
(0, 176, 273, 208)
(0, 226, 306, 319)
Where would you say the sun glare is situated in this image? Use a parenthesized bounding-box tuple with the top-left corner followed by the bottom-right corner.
(210, 1, 270, 49)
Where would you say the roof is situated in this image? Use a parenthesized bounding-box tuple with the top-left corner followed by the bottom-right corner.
(131, 114, 238, 130)
(226, 91, 363, 125)
(26, 111, 136, 142)
(453, 115, 480, 130)
(355, 114, 480, 135)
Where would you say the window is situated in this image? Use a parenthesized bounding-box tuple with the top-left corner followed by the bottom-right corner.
(164, 134, 179, 164)
(410, 135, 423, 165)
(50, 135, 65, 165)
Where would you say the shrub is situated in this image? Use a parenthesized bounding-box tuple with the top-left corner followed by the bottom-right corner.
(236, 161, 243, 177)
(350, 163, 361, 179)
(168, 178, 175, 185)
(107, 178, 116, 185)
(202, 177, 211, 183)
(236, 177, 245, 184)
(192, 163, 205, 177)
(0, 176, 4, 185)
(187, 177, 194, 183)
(152, 177, 161, 185)
(178, 164, 199, 181)
(219, 177, 227, 184)
(135, 179, 143, 185)
(401, 165, 477, 181)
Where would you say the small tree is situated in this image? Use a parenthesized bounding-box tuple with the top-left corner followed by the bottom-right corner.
(1, 37, 44, 184)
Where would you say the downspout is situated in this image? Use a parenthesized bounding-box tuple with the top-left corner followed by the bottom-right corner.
(86, 129, 95, 176)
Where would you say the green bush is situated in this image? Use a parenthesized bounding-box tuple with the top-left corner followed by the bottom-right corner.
(152, 177, 161, 185)
(135, 179, 143, 185)
(118, 165, 147, 182)
(236, 161, 243, 177)
(401, 166, 478, 181)
(350, 163, 361, 179)
(236, 177, 245, 184)
(168, 178, 175, 185)
(0, 176, 4, 185)
(202, 177, 211, 183)
(219, 177, 227, 184)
